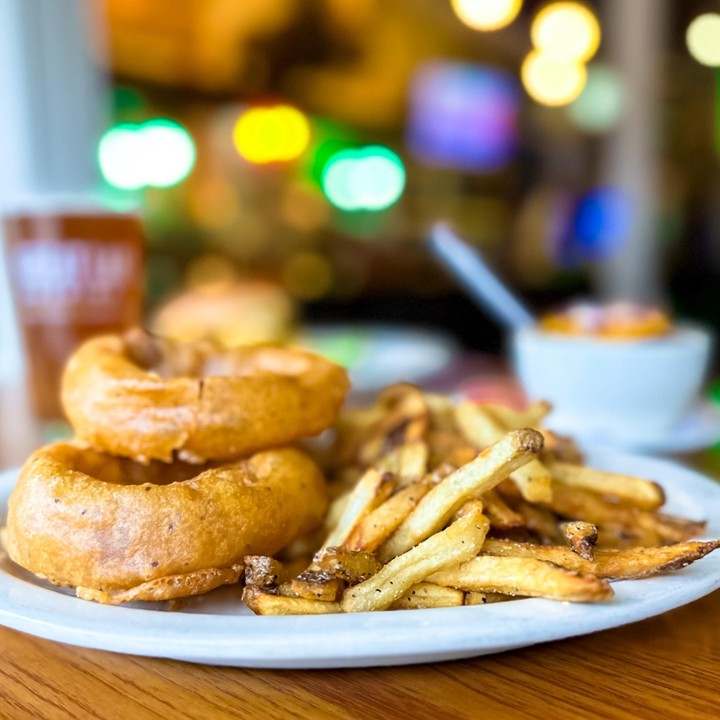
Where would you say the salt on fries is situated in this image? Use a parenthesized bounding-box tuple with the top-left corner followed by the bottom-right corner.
(242, 384, 720, 616)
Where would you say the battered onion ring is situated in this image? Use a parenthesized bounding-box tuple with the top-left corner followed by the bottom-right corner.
(2, 443, 327, 604)
(61, 330, 350, 463)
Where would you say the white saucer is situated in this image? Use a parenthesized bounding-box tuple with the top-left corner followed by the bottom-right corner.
(298, 324, 457, 393)
(546, 400, 720, 455)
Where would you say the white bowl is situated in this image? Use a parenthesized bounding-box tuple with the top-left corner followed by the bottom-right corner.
(511, 324, 712, 443)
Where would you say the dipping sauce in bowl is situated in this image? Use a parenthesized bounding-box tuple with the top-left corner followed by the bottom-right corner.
(512, 303, 712, 443)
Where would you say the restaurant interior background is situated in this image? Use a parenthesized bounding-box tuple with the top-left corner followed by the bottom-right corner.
(2, 0, 720, 465)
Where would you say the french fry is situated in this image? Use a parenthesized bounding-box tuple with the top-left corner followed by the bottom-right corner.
(548, 481, 706, 545)
(485, 401, 552, 431)
(480, 538, 720, 579)
(548, 462, 665, 510)
(244, 556, 285, 589)
(357, 384, 429, 465)
(424, 392, 456, 431)
(481, 489, 525, 531)
(464, 591, 515, 605)
(511, 500, 564, 544)
(243, 586, 342, 615)
(344, 478, 434, 553)
(539, 429, 584, 464)
(322, 468, 396, 549)
(378, 429, 543, 561)
(377, 441, 429, 486)
(342, 510, 490, 613)
(561, 521, 598, 561)
(312, 546, 382, 584)
(427, 556, 614, 602)
(454, 403, 552, 503)
(391, 583, 465, 610)
(290, 571, 345, 602)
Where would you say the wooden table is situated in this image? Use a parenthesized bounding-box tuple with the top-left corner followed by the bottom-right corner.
(1, 587, 718, 720)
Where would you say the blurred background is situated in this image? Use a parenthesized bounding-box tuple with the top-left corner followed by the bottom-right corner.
(2, 0, 720, 461)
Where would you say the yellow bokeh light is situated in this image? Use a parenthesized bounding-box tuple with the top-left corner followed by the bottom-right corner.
(451, 0, 523, 31)
(521, 50, 587, 106)
(686, 14, 720, 67)
(233, 105, 311, 164)
(531, 2, 600, 62)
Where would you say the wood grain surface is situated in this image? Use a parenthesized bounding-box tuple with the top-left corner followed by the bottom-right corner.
(1, 587, 719, 720)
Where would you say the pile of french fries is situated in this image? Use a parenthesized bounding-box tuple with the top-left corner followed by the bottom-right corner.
(242, 384, 720, 615)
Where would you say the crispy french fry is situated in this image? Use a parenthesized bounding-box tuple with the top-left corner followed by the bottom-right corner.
(512, 500, 564, 544)
(548, 462, 665, 510)
(480, 538, 720, 579)
(324, 491, 352, 531)
(243, 586, 342, 615)
(548, 482, 705, 545)
(244, 556, 285, 589)
(357, 385, 429, 465)
(290, 571, 345, 602)
(391, 583, 464, 610)
(481, 488, 525, 531)
(276, 581, 300, 598)
(424, 392, 456, 431)
(464, 591, 515, 605)
(344, 478, 434, 553)
(313, 546, 382, 584)
(342, 510, 490, 613)
(377, 441, 429, 486)
(561, 521, 598, 561)
(379, 429, 543, 561)
(428, 556, 614, 602)
(453, 499, 485, 522)
(322, 468, 396, 549)
(539, 429, 584, 464)
(454, 404, 552, 503)
(485, 401, 552, 431)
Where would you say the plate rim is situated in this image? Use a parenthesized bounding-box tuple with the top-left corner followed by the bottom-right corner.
(1, 449, 720, 668)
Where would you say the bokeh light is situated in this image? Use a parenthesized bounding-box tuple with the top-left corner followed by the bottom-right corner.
(98, 124, 145, 190)
(572, 186, 634, 261)
(140, 120, 196, 188)
(282, 251, 333, 299)
(686, 14, 720, 67)
(450, 0, 522, 32)
(322, 146, 406, 212)
(233, 105, 311, 164)
(408, 62, 519, 172)
(521, 50, 587, 106)
(567, 65, 625, 132)
(531, 2, 601, 62)
(98, 119, 195, 190)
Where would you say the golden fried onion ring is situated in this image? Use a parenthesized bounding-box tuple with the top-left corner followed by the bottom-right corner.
(3, 443, 328, 604)
(61, 330, 350, 463)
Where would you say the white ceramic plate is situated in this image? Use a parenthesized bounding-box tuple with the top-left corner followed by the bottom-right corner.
(546, 400, 720, 455)
(298, 324, 457, 394)
(1, 450, 720, 669)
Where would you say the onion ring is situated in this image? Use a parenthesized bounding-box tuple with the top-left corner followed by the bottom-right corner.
(61, 330, 350, 463)
(2, 442, 328, 604)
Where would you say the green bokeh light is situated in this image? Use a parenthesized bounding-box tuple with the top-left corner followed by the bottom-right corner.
(98, 119, 196, 190)
(321, 145, 406, 212)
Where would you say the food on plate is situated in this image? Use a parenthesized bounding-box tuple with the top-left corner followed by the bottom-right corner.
(242, 383, 720, 615)
(62, 328, 350, 463)
(3, 443, 327, 604)
(540, 302, 672, 339)
(151, 280, 295, 347)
